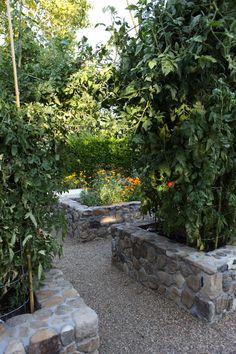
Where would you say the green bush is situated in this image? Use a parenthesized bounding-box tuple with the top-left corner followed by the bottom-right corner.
(0, 102, 66, 311)
(115, 0, 236, 250)
(67, 134, 135, 179)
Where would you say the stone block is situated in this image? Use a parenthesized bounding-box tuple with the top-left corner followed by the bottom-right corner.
(146, 246, 156, 263)
(35, 290, 57, 301)
(165, 260, 178, 274)
(73, 306, 98, 341)
(77, 336, 100, 353)
(132, 256, 140, 270)
(0, 323, 7, 342)
(60, 325, 75, 346)
(122, 263, 130, 275)
(6, 314, 33, 327)
(154, 255, 167, 271)
(41, 296, 64, 308)
(180, 262, 192, 277)
(146, 275, 159, 290)
(200, 273, 223, 299)
(140, 244, 148, 258)
(215, 295, 231, 314)
(181, 288, 194, 309)
(186, 275, 201, 292)
(133, 244, 141, 259)
(169, 286, 181, 305)
(33, 309, 53, 321)
(139, 258, 153, 274)
(4, 340, 25, 354)
(59, 342, 77, 353)
(195, 295, 215, 322)
(156, 271, 173, 286)
(158, 285, 166, 295)
(67, 297, 85, 308)
(138, 267, 148, 283)
(29, 328, 60, 354)
(173, 272, 185, 289)
(62, 288, 78, 298)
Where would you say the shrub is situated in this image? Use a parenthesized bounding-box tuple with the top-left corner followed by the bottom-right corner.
(79, 170, 141, 206)
(0, 102, 66, 312)
(66, 134, 135, 179)
(115, 0, 236, 250)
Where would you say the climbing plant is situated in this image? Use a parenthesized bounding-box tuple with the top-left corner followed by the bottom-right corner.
(0, 0, 90, 314)
(113, 0, 236, 250)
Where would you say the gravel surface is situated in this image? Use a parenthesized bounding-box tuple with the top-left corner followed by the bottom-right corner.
(55, 237, 236, 354)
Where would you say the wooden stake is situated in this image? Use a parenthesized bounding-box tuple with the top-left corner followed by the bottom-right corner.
(26, 252, 34, 313)
(6, 0, 20, 108)
(125, 0, 138, 34)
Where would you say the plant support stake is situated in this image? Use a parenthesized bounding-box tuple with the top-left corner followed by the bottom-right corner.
(27, 252, 34, 313)
(6, 0, 20, 107)
(125, 0, 138, 34)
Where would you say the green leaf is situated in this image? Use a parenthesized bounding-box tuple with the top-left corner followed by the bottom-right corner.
(9, 248, 14, 262)
(159, 55, 177, 76)
(23, 235, 33, 247)
(148, 59, 157, 70)
(38, 263, 43, 280)
(10, 233, 16, 247)
(11, 145, 17, 156)
(25, 211, 38, 228)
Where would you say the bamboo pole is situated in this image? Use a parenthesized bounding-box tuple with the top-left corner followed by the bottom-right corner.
(6, 0, 20, 107)
(125, 0, 138, 34)
(26, 252, 34, 313)
(6, 0, 34, 313)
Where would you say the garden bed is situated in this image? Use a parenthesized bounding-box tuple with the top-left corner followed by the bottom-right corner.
(111, 221, 236, 323)
(59, 190, 148, 242)
(0, 269, 99, 354)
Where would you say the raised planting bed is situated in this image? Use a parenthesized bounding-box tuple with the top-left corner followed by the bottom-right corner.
(0, 269, 99, 354)
(111, 221, 236, 323)
(59, 190, 149, 242)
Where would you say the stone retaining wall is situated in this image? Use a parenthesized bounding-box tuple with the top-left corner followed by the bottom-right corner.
(0, 269, 99, 354)
(111, 221, 236, 322)
(60, 195, 146, 242)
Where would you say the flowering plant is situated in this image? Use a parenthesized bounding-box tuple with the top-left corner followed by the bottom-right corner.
(79, 170, 141, 206)
(64, 171, 89, 189)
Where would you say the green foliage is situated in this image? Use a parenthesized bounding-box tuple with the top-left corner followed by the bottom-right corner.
(80, 170, 141, 206)
(113, 0, 236, 250)
(0, 102, 66, 306)
(0, 0, 92, 313)
(67, 134, 135, 179)
(0, 0, 90, 41)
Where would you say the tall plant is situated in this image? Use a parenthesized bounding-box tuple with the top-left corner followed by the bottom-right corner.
(0, 0, 90, 314)
(113, 0, 236, 250)
(0, 103, 66, 311)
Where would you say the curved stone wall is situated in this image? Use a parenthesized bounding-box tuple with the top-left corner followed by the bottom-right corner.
(0, 269, 99, 354)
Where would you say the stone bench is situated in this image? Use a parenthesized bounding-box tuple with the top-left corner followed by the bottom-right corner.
(0, 269, 99, 354)
(111, 221, 236, 322)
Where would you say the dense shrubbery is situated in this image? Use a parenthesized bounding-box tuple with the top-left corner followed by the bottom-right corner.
(66, 134, 135, 180)
(0, 103, 66, 311)
(0, 0, 90, 314)
(114, 0, 236, 250)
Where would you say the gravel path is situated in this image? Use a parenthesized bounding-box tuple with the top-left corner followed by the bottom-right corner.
(55, 237, 236, 354)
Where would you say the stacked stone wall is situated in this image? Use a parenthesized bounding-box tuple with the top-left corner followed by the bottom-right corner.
(111, 222, 236, 322)
(0, 269, 99, 354)
(59, 196, 146, 242)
